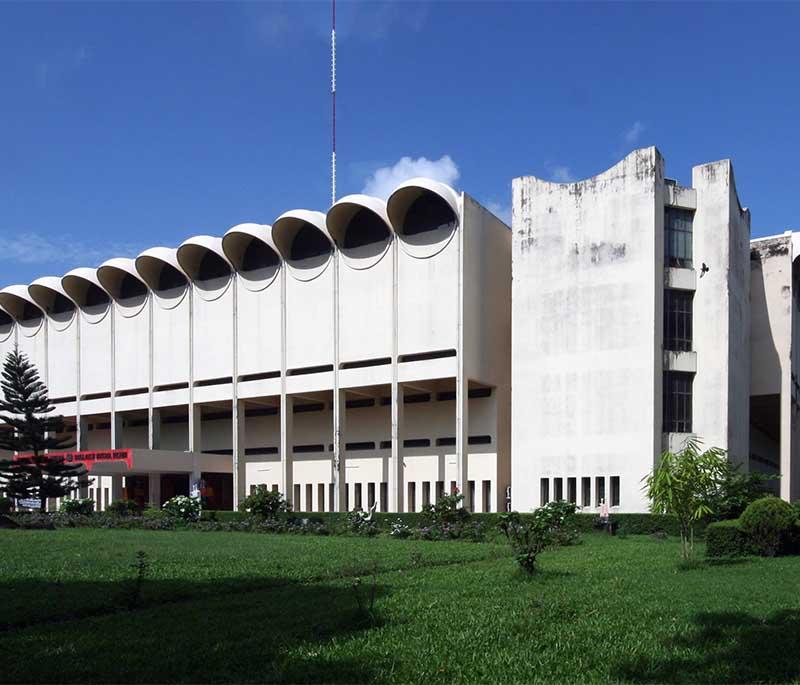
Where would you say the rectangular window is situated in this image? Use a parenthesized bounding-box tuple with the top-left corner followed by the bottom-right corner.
(581, 477, 591, 507)
(664, 289, 693, 352)
(422, 482, 431, 507)
(482, 480, 491, 513)
(436, 480, 445, 501)
(468, 480, 476, 512)
(368, 482, 376, 509)
(329, 483, 334, 509)
(354, 483, 362, 510)
(317, 483, 325, 512)
(407, 482, 416, 512)
(305, 484, 313, 511)
(554, 478, 563, 501)
(610, 476, 620, 507)
(293, 484, 301, 508)
(663, 371, 693, 433)
(665, 207, 693, 268)
(271, 484, 279, 493)
(450, 480, 457, 495)
(595, 477, 606, 507)
(567, 477, 577, 504)
(380, 482, 388, 512)
(540, 478, 550, 505)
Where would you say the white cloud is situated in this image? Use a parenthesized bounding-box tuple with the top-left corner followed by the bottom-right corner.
(0, 231, 144, 268)
(544, 162, 575, 184)
(361, 155, 460, 200)
(623, 121, 645, 145)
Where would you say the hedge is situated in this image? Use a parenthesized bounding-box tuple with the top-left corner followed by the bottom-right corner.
(200, 510, 697, 537)
(706, 519, 753, 557)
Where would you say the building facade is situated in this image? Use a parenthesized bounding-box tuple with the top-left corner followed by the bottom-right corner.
(511, 147, 751, 513)
(0, 178, 511, 513)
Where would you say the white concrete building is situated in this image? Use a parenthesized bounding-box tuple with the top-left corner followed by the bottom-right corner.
(511, 147, 751, 513)
(0, 178, 511, 513)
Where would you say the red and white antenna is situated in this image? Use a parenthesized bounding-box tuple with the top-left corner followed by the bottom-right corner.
(331, 0, 337, 206)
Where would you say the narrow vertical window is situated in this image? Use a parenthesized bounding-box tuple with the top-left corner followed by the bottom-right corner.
(663, 371, 694, 433)
(468, 481, 476, 512)
(664, 289, 693, 351)
(567, 477, 577, 504)
(665, 208, 694, 268)
(368, 482, 376, 509)
(595, 477, 606, 507)
(354, 483, 362, 510)
(436, 480, 445, 501)
(306, 484, 313, 511)
(317, 483, 325, 512)
(422, 482, 431, 507)
(581, 477, 591, 507)
(380, 482, 388, 512)
(293, 484, 301, 509)
(540, 478, 550, 505)
(407, 482, 416, 512)
(554, 478, 563, 501)
(610, 476, 621, 507)
(482, 480, 491, 513)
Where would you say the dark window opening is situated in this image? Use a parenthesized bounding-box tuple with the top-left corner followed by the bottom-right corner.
(581, 477, 591, 507)
(115, 387, 148, 397)
(403, 438, 430, 448)
(288, 364, 334, 376)
(294, 444, 325, 454)
(380, 482, 388, 511)
(194, 377, 232, 388)
(540, 478, 550, 505)
(401, 194, 457, 236)
(154, 382, 189, 392)
(436, 391, 456, 401)
(436, 437, 456, 447)
(399, 349, 456, 363)
(345, 441, 375, 451)
(379, 440, 392, 449)
(665, 207, 693, 268)
(567, 477, 577, 504)
(468, 435, 492, 445)
(340, 357, 391, 370)
(290, 225, 331, 261)
(664, 289, 693, 352)
(239, 371, 280, 382)
(663, 371, 693, 433)
(595, 477, 606, 507)
(404, 393, 431, 404)
(80, 392, 111, 401)
(554, 478, 563, 501)
(343, 209, 390, 248)
(294, 402, 325, 413)
(346, 398, 375, 409)
(245, 447, 278, 455)
(610, 476, 620, 507)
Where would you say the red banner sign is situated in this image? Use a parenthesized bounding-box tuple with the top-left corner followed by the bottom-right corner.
(14, 449, 133, 472)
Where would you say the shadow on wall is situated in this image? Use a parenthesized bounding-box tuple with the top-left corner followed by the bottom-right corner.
(613, 609, 800, 684)
(0, 575, 388, 683)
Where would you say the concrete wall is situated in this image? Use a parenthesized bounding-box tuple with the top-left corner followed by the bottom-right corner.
(512, 147, 663, 513)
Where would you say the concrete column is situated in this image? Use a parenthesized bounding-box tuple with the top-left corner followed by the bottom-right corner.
(77, 416, 90, 451)
(232, 399, 247, 510)
(456, 378, 470, 511)
(148, 473, 161, 508)
(111, 412, 124, 449)
(333, 389, 347, 512)
(189, 405, 202, 453)
(280, 395, 293, 508)
(390, 382, 404, 512)
(149, 408, 161, 450)
(111, 474, 123, 502)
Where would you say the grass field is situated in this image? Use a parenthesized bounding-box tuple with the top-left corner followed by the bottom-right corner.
(1, 529, 799, 684)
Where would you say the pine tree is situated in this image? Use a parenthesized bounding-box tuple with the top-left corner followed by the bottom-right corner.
(0, 347, 86, 510)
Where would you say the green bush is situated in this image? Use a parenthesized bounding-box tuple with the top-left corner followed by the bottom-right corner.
(106, 499, 140, 517)
(499, 501, 578, 574)
(240, 486, 289, 518)
(739, 496, 796, 556)
(706, 519, 752, 557)
(0, 496, 12, 514)
(59, 498, 94, 516)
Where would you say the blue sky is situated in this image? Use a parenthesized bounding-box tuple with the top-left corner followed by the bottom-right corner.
(1, 1, 799, 285)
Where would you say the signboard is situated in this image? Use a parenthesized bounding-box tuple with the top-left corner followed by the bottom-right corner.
(14, 449, 133, 472)
(18, 498, 41, 510)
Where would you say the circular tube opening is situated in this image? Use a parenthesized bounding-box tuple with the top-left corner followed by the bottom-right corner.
(223, 233, 281, 291)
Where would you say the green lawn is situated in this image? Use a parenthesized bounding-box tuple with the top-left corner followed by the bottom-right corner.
(1, 529, 799, 684)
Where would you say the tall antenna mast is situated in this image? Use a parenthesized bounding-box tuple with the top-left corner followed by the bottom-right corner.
(331, 0, 337, 206)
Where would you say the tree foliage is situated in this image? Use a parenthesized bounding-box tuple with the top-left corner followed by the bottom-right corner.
(0, 347, 85, 509)
(644, 439, 728, 559)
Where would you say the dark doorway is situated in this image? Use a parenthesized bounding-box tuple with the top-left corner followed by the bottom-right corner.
(160, 474, 190, 506)
(202, 472, 233, 510)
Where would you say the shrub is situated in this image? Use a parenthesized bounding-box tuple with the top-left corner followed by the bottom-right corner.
(499, 501, 578, 574)
(706, 519, 752, 557)
(240, 486, 289, 518)
(346, 509, 378, 536)
(389, 518, 412, 538)
(0, 496, 12, 514)
(162, 495, 201, 522)
(421, 491, 470, 528)
(739, 496, 796, 556)
(59, 498, 94, 516)
(106, 499, 140, 517)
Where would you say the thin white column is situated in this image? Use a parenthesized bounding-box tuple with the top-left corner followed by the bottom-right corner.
(281, 395, 293, 507)
(455, 191, 470, 511)
(333, 388, 346, 512)
(390, 382, 404, 512)
(232, 399, 247, 509)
